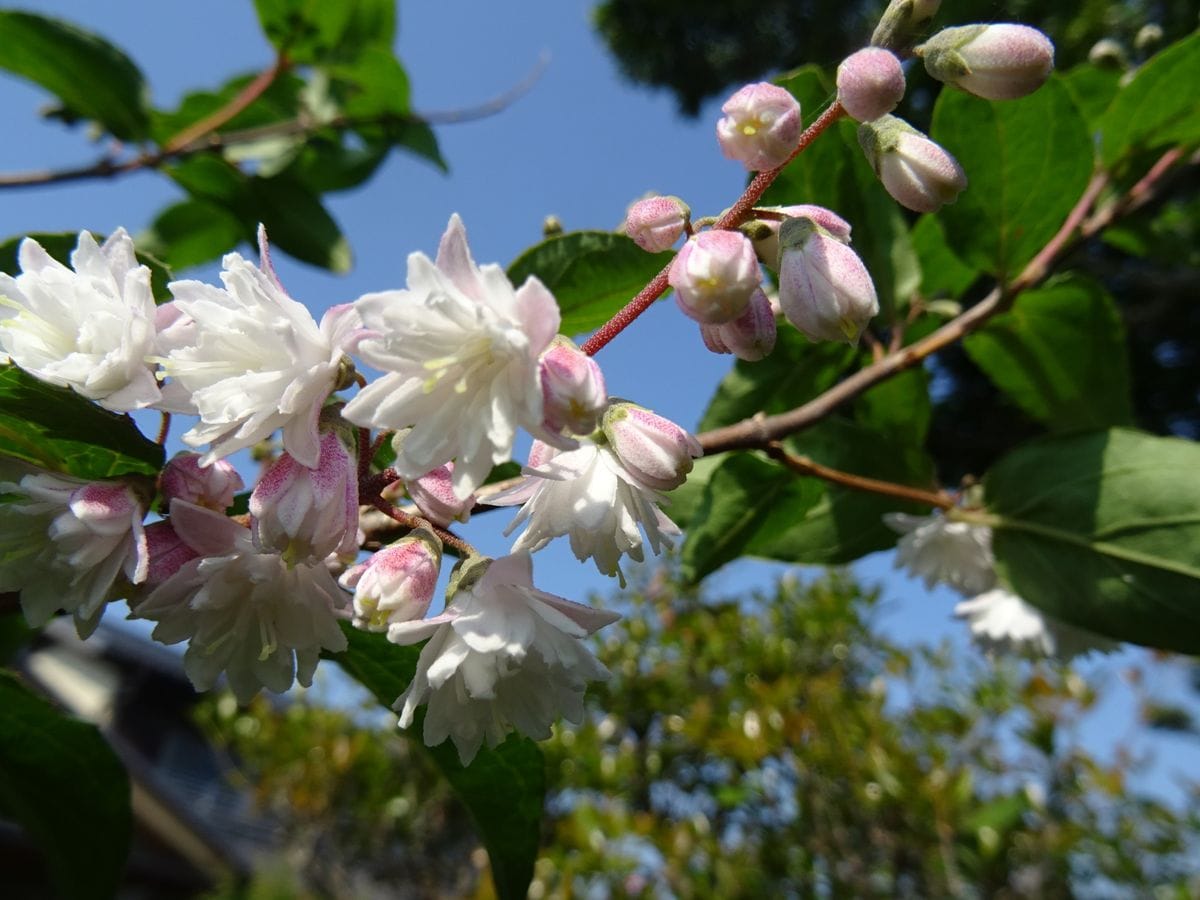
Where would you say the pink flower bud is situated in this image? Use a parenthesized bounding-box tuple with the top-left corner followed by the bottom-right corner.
(668, 230, 761, 325)
(250, 430, 358, 563)
(699, 288, 777, 362)
(625, 196, 691, 253)
(918, 24, 1054, 101)
(601, 401, 702, 492)
(539, 336, 608, 436)
(399, 463, 475, 528)
(749, 205, 852, 270)
(716, 82, 802, 171)
(837, 47, 906, 122)
(160, 452, 244, 511)
(858, 115, 967, 213)
(138, 519, 200, 597)
(778, 218, 879, 344)
(341, 526, 442, 636)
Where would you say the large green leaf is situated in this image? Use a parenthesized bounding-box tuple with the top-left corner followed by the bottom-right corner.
(0, 672, 131, 900)
(0, 366, 164, 479)
(698, 329, 857, 431)
(1100, 30, 1200, 168)
(254, 0, 396, 65)
(333, 625, 544, 900)
(0, 231, 173, 304)
(1060, 62, 1121, 132)
(985, 428, 1200, 652)
(909, 215, 979, 301)
(963, 275, 1132, 432)
(0, 11, 150, 141)
(139, 200, 246, 272)
(506, 232, 671, 338)
(931, 76, 1092, 280)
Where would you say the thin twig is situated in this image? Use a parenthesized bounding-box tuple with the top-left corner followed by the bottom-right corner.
(163, 53, 289, 153)
(764, 441, 955, 509)
(155, 412, 171, 446)
(367, 496, 477, 558)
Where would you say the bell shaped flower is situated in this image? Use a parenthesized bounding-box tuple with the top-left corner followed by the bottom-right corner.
(0, 229, 161, 411)
(341, 524, 442, 636)
(668, 230, 761, 325)
(487, 438, 682, 583)
(955, 588, 1116, 660)
(837, 47, 907, 122)
(0, 465, 149, 636)
(389, 552, 619, 765)
(539, 337, 608, 437)
(699, 287, 777, 362)
(918, 24, 1054, 101)
(160, 452, 244, 511)
(342, 215, 562, 499)
(778, 217, 879, 344)
(136, 499, 348, 702)
(884, 511, 996, 596)
(858, 116, 968, 213)
(716, 82, 802, 171)
(157, 227, 360, 468)
(249, 429, 359, 564)
(625, 196, 691, 253)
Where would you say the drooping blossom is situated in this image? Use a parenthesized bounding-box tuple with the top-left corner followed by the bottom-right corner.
(955, 588, 1116, 660)
(884, 511, 996, 596)
(778, 217, 879, 344)
(0, 229, 161, 411)
(699, 287, 777, 362)
(487, 439, 682, 582)
(342, 215, 563, 499)
(394, 462, 475, 529)
(389, 552, 619, 765)
(539, 336, 608, 437)
(136, 499, 348, 702)
(601, 401, 703, 493)
(918, 24, 1054, 101)
(341, 524, 442, 636)
(157, 227, 360, 468)
(858, 116, 968, 213)
(0, 464, 149, 636)
(160, 452, 244, 511)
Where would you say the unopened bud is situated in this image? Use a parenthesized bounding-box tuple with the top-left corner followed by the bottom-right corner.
(250, 430, 358, 563)
(837, 47, 906, 122)
(1088, 38, 1128, 69)
(625, 196, 690, 253)
(396, 463, 475, 528)
(601, 401, 702, 492)
(749, 205, 852, 270)
(716, 82, 802, 172)
(858, 115, 967, 212)
(1135, 24, 1163, 54)
(918, 24, 1054, 101)
(778, 218, 879, 344)
(160, 452, 243, 511)
(138, 519, 199, 597)
(699, 288, 777, 361)
(539, 336, 608, 435)
(668, 230, 761, 325)
(341, 526, 443, 636)
(871, 0, 941, 53)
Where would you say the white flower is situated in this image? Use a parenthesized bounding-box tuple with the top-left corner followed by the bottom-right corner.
(884, 511, 996, 595)
(0, 464, 149, 636)
(157, 227, 359, 468)
(342, 215, 563, 499)
(389, 552, 619, 765)
(0, 229, 161, 411)
(135, 499, 348, 701)
(955, 588, 1116, 660)
(487, 439, 681, 583)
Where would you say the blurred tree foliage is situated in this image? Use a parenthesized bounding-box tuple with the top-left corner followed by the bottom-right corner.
(198, 570, 1200, 898)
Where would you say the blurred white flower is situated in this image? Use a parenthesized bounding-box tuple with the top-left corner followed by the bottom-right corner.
(955, 588, 1116, 660)
(389, 552, 619, 765)
(157, 227, 359, 468)
(342, 215, 563, 499)
(884, 511, 996, 595)
(0, 229, 161, 410)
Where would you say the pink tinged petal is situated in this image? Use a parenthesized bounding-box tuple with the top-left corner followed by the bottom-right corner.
(512, 276, 561, 358)
(256, 223, 286, 292)
(527, 590, 621, 635)
(169, 498, 248, 556)
(387, 611, 457, 646)
(434, 213, 489, 304)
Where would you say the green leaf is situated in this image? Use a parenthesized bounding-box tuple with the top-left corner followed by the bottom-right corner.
(985, 428, 1200, 653)
(763, 67, 845, 211)
(507, 232, 670, 338)
(664, 454, 725, 530)
(963, 275, 1133, 432)
(1101, 31, 1200, 168)
(931, 76, 1093, 280)
(150, 71, 304, 146)
(698, 329, 857, 431)
(0, 672, 131, 900)
(333, 625, 544, 900)
(254, 0, 396, 65)
(0, 10, 150, 140)
(140, 200, 246, 272)
(0, 366, 164, 479)
(0, 611, 33, 665)
(1060, 63, 1121, 131)
(909, 215, 979, 300)
(0, 231, 173, 303)
(855, 363, 931, 448)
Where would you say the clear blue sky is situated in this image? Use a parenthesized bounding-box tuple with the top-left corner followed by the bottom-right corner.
(2, 0, 1196, 798)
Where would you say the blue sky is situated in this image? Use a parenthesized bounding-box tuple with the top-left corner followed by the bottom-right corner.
(2, 0, 1197, 798)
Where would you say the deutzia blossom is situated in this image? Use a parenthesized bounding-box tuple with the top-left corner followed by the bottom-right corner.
(487, 439, 681, 582)
(0, 229, 161, 411)
(389, 552, 619, 765)
(135, 499, 348, 702)
(884, 511, 996, 595)
(955, 588, 1115, 660)
(342, 215, 563, 499)
(0, 464, 149, 636)
(157, 227, 359, 468)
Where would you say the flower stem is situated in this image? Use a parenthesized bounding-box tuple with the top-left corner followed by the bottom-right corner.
(764, 441, 955, 509)
(156, 412, 171, 446)
(367, 496, 478, 557)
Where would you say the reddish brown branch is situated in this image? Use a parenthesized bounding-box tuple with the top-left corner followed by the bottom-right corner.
(163, 54, 289, 153)
(764, 441, 955, 509)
